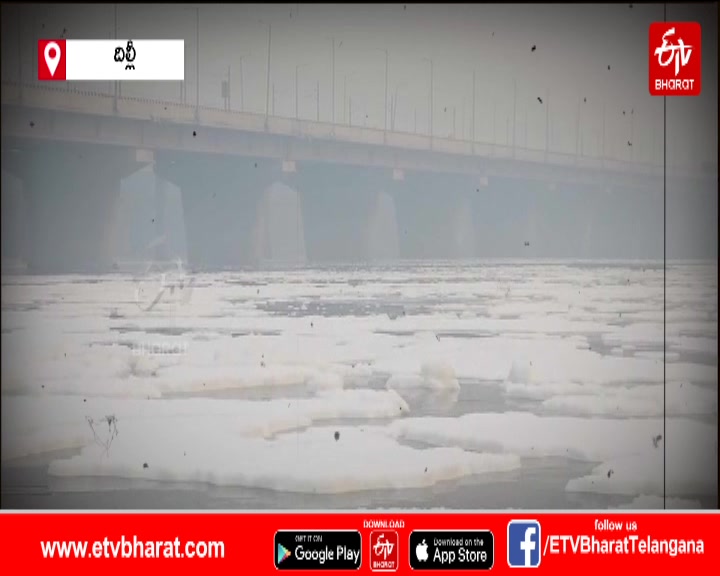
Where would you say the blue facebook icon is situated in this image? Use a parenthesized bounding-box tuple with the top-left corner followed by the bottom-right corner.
(507, 520, 541, 568)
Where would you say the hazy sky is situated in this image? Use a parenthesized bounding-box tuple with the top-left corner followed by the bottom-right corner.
(3, 3, 717, 168)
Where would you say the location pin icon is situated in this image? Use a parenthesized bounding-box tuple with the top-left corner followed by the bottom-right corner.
(44, 42, 61, 77)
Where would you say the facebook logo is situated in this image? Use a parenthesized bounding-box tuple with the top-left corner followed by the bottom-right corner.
(507, 520, 541, 568)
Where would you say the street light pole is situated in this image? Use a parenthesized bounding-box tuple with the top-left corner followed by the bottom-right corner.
(239, 56, 245, 112)
(424, 58, 434, 140)
(265, 23, 272, 118)
(493, 101, 496, 144)
(195, 7, 200, 120)
(602, 103, 606, 159)
(316, 79, 320, 121)
(512, 79, 517, 151)
(331, 37, 336, 124)
(545, 88, 550, 153)
(295, 65, 300, 119)
(227, 64, 231, 110)
(390, 93, 395, 130)
(384, 50, 389, 131)
(472, 70, 476, 142)
(343, 75, 347, 123)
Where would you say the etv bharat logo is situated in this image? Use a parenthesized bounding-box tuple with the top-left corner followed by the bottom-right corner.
(649, 22, 701, 96)
(370, 532, 398, 572)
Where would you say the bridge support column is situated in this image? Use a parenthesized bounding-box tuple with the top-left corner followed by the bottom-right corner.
(394, 171, 477, 260)
(152, 176, 171, 261)
(297, 165, 393, 263)
(2, 144, 150, 273)
(452, 193, 476, 259)
(157, 153, 303, 270)
(366, 187, 401, 262)
(253, 161, 307, 265)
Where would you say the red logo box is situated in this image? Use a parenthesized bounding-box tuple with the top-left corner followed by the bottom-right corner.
(38, 39, 66, 81)
(649, 22, 701, 96)
(370, 531, 398, 572)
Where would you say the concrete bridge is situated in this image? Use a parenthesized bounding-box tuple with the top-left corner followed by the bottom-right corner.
(1, 81, 716, 271)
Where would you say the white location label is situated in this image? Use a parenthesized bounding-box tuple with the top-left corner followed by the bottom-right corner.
(44, 42, 61, 77)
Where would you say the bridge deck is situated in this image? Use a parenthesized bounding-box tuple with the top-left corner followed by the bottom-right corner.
(1, 82, 715, 188)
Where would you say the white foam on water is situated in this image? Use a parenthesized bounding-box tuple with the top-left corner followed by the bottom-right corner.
(565, 416, 716, 498)
(541, 382, 717, 418)
(386, 361, 460, 391)
(47, 423, 520, 493)
(2, 262, 716, 504)
(389, 412, 717, 498)
(1, 389, 409, 461)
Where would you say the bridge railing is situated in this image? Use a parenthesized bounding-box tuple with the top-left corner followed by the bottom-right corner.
(3, 80, 715, 181)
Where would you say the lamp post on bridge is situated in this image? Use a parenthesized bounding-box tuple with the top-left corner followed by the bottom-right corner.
(295, 65, 301, 119)
(545, 88, 550, 155)
(237, 54, 249, 112)
(343, 72, 362, 126)
(224, 65, 231, 111)
(257, 20, 272, 121)
(364, 47, 390, 131)
(391, 81, 409, 131)
(512, 79, 517, 154)
(472, 70, 476, 143)
(174, 6, 201, 115)
(195, 7, 200, 121)
(576, 95, 583, 156)
(601, 103, 606, 160)
(423, 57, 434, 143)
(384, 49, 389, 131)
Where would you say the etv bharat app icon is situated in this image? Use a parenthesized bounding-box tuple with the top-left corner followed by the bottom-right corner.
(370, 531, 399, 572)
(649, 22, 701, 96)
(507, 520, 541, 568)
(277, 543, 292, 565)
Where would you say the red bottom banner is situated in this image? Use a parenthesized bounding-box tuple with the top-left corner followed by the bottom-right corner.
(0, 512, 718, 575)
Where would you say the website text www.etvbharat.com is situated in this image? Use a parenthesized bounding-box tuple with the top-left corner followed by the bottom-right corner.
(40, 536, 225, 559)
(544, 519, 704, 557)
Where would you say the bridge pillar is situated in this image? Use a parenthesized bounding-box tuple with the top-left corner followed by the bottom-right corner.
(297, 164, 393, 264)
(452, 192, 476, 259)
(394, 171, 478, 260)
(156, 153, 303, 270)
(2, 143, 150, 273)
(366, 187, 401, 262)
(152, 176, 171, 262)
(253, 170, 307, 265)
